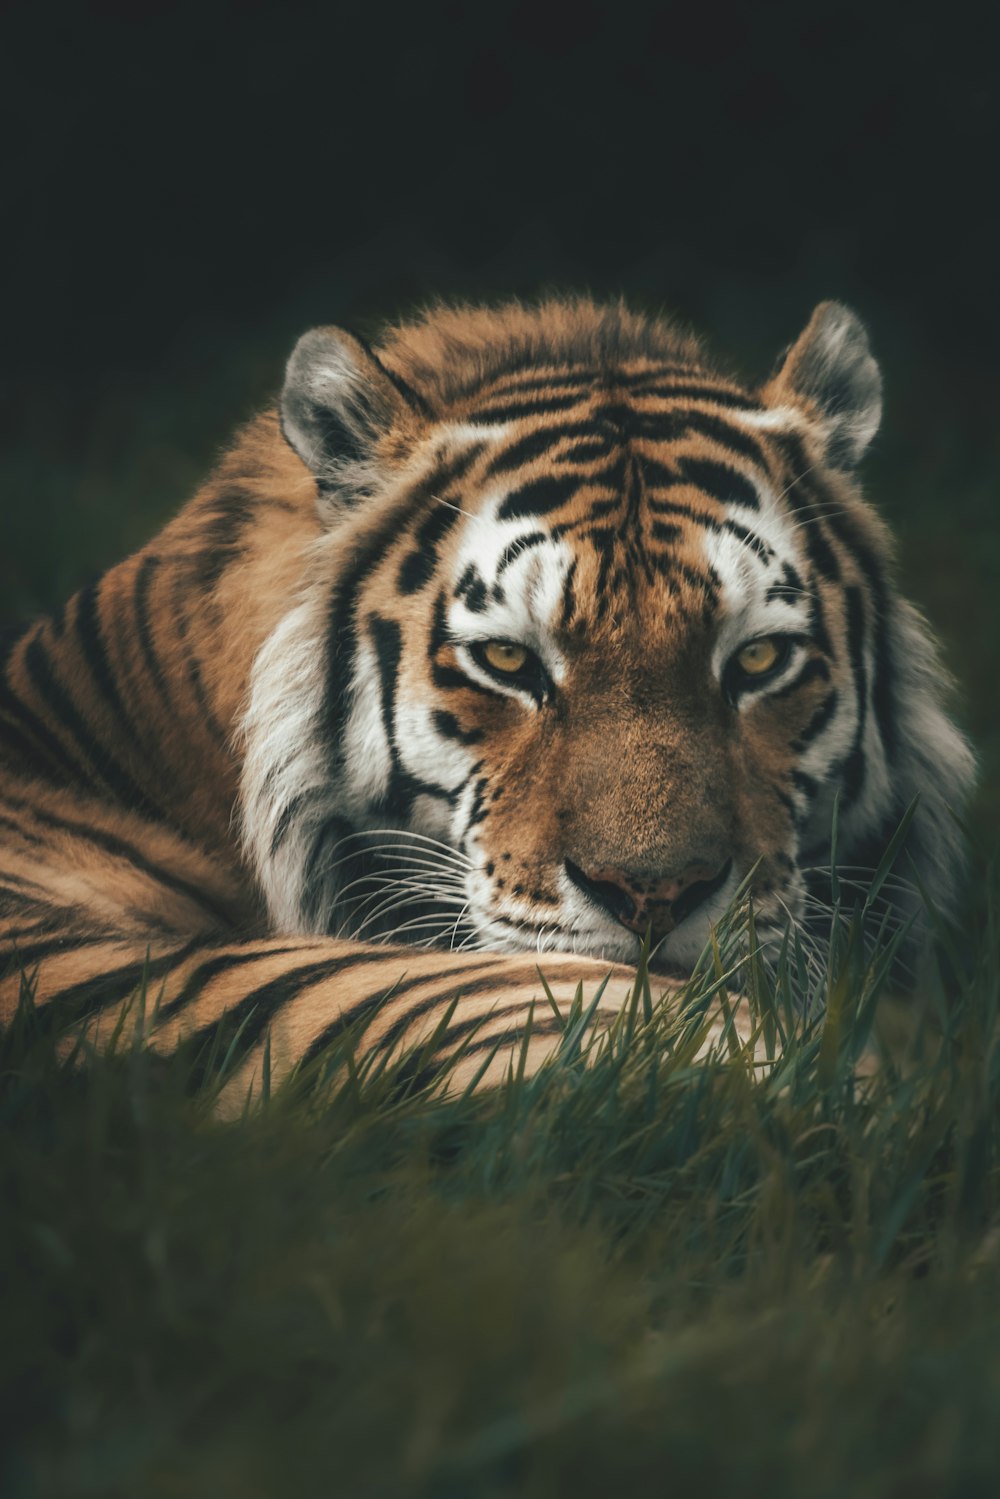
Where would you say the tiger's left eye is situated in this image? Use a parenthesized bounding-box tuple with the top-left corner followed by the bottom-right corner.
(735, 637, 783, 676)
(467, 638, 551, 703)
(482, 640, 529, 674)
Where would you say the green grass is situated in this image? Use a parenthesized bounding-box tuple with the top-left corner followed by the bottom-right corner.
(4, 884, 1000, 1498)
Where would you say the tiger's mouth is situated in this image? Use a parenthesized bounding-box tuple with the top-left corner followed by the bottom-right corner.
(466, 878, 737, 978)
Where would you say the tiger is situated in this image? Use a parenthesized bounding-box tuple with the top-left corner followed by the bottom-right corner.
(0, 295, 975, 1107)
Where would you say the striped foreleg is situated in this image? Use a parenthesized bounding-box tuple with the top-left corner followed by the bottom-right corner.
(1, 928, 648, 1111)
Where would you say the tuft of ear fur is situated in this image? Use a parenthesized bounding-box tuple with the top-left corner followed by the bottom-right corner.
(766, 302, 882, 470)
(280, 327, 428, 510)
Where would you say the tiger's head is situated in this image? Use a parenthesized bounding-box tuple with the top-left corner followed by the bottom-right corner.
(241, 298, 974, 972)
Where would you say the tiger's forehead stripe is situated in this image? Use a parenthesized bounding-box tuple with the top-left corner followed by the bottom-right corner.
(422, 368, 805, 634)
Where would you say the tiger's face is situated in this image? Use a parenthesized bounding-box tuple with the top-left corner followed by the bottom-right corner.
(421, 422, 826, 968)
(242, 299, 973, 972)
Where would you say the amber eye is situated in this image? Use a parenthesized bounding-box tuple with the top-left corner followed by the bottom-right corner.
(468, 638, 551, 703)
(735, 637, 782, 676)
(481, 640, 529, 674)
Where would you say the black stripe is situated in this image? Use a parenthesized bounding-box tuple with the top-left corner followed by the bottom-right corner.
(773, 786, 799, 822)
(679, 412, 769, 467)
(430, 662, 496, 698)
(670, 559, 720, 599)
(841, 587, 869, 806)
(586, 526, 617, 609)
(0, 809, 44, 845)
(765, 561, 804, 600)
(346, 959, 508, 1057)
(6, 797, 236, 929)
(444, 1017, 566, 1061)
(0, 708, 65, 779)
(394, 1015, 570, 1094)
(0, 637, 95, 786)
(269, 788, 316, 859)
(1, 913, 63, 940)
(30, 935, 217, 1025)
(635, 455, 679, 489)
(793, 690, 840, 751)
(870, 601, 897, 761)
(186, 948, 401, 1079)
(769, 656, 831, 699)
(676, 457, 761, 510)
(351, 332, 437, 421)
(312, 955, 591, 1074)
(155, 944, 306, 1023)
(369, 613, 407, 814)
(628, 382, 761, 410)
(802, 520, 842, 583)
(726, 519, 772, 559)
(3, 930, 112, 971)
(470, 391, 591, 424)
(0, 867, 50, 892)
(133, 555, 177, 717)
(555, 437, 619, 465)
(75, 578, 137, 735)
(559, 558, 579, 627)
(192, 487, 255, 592)
(647, 496, 724, 532)
(172, 573, 231, 749)
(808, 590, 833, 658)
(497, 473, 581, 522)
(784, 480, 842, 582)
(433, 998, 566, 1051)
(323, 495, 426, 760)
(454, 564, 489, 613)
(368, 614, 457, 814)
(433, 710, 484, 745)
(590, 402, 677, 443)
(473, 370, 599, 401)
(427, 589, 514, 699)
(555, 493, 620, 529)
(396, 501, 462, 594)
(300, 812, 359, 929)
(495, 531, 548, 574)
(23, 636, 162, 817)
(824, 512, 897, 760)
(484, 420, 609, 477)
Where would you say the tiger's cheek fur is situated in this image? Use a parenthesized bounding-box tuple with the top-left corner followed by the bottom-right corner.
(734, 662, 846, 850)
(460, 737, 570, 920)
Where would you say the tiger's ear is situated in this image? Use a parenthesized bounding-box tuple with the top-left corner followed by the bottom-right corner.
(765, 302, 882, 470)
(280, 327, 429, 507)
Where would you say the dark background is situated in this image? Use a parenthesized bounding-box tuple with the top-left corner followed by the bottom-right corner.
(3, 0, 998, 817)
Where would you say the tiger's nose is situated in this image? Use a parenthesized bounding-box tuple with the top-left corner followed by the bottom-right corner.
(564, 858, 733, 935)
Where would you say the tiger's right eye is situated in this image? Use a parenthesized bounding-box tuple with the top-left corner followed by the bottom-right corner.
(482, 641, 528, 674)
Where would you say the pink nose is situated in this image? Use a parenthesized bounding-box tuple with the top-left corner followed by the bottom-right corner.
(565, 859, 732, 936)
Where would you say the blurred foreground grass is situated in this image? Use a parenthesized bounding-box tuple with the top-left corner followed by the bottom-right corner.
(3, 882, 1000, 1497)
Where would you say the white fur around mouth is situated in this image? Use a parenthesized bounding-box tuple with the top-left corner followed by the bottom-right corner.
(465, 906, 638, 964)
